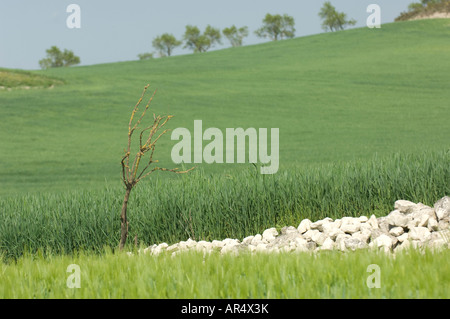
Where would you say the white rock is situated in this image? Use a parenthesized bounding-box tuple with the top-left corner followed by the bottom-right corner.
(336, 234, 351, 251)
(373, 234, 393, 252)
(406, 219, 420, 230)
(251, 234, 263, 246)
(333, 219, 343, 229)
(312, 232, 328, 246)
(397, 233, 409, 242)
(295, 237, 308, 248)
(262, 228, 278, 242)
(310, 221, 323, 231)
(359, 216, 369, 223)
(297, 219, 312, 234)
(201, 242, 213, 251)
(395, 200, 417, 214)
(281, 226, 298, 235)
(427, 218, 439, 232)
(166, 244, 179, 253)
(409, 227, 431, 241)
(151, 247, 163, 256)
(322, 222, 338, 233)
(324, 227, 344, 241)
(387, 211, 410, 228)
(377, 217, 390, 233)
(360, 222, 373, 233)
(212, 240, 225, 248)
(321, 238, 335, 250)
(186, 238, 197, 248)
(306, 242, 317, 251)
(222, 238, 239, 246)
(344, 238, 367, 251)
(195, 244, 206, 252)
(411, 207, 436, 221)
(341, 217, 356, 224)
(434, 196, 450, 221)
(151, 243, 169, 255)
(352, 230, 371, 243)
(389, 227, 404, 237)
(303, 229, 320, 241)
(243, 236, 254, 245)
(417, 214, 430, 228)
(340, 219, 361, 234)
(425, 231, 449, 249)
(311, 218, 333, 231)
(367, 215, 379, 229)
(144, 244, 157, 254)
(438, 220, 450, 231)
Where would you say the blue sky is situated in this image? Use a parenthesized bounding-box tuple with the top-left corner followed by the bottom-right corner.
(0, 0, 414, 70)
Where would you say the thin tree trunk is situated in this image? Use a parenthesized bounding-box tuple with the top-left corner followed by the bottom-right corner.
(119, 187, 132, 250)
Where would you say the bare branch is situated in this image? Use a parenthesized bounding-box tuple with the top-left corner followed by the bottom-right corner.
(119, 84, 194, 250)
(131, 89, 157, 134)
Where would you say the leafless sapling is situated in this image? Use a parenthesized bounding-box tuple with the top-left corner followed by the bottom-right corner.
(119, 84, 193, 250)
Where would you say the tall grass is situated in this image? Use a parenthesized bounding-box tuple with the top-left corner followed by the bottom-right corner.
(0, 151, 448, 260)
(1, 248, 449, 298)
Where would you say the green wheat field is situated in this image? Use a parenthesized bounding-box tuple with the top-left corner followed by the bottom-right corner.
(0, 19, 449, 298)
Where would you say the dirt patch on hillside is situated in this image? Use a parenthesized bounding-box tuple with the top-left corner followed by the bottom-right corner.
(410, 11, 450, 20)
(0, 69, 63, 91)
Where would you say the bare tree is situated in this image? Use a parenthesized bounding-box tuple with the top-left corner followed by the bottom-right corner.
(119, 84, 194, 250)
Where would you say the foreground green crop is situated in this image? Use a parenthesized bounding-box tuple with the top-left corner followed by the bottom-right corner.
(1, 249, 449, 299)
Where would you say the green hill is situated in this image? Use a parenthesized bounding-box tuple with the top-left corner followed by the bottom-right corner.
(0, 19, 449, 195)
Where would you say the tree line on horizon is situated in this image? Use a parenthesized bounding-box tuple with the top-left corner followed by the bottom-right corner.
(39, 2, 357, 68)
(140, 2, 357, 59)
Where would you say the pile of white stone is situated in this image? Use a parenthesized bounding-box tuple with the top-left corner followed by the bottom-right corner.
(142, 196, 450, 256)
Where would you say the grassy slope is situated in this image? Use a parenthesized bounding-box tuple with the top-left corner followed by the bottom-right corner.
(0, 20, 449, 195)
